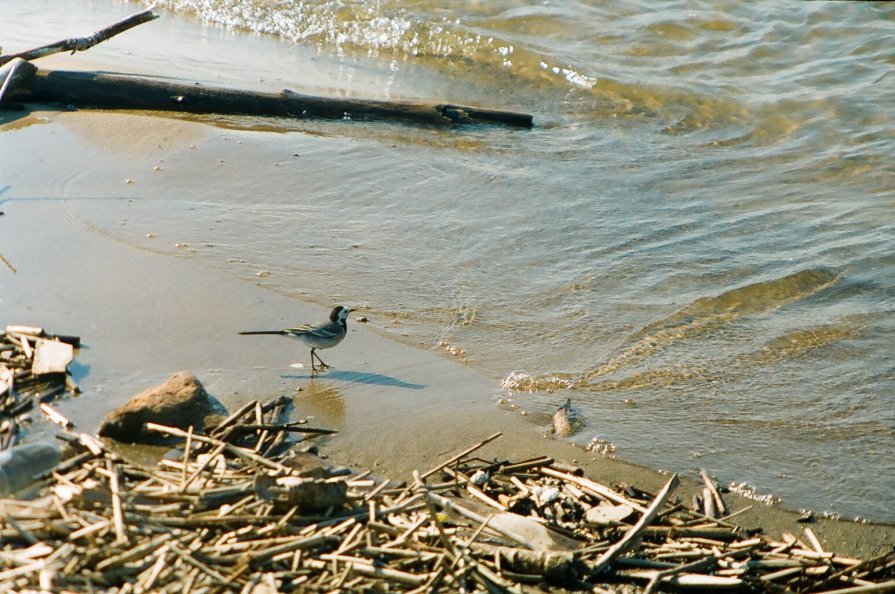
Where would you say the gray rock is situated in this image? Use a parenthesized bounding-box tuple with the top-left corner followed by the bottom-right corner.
(0, 442, 62, 496)
(552, 398, 582, 438)
(98, 371, 226, 442)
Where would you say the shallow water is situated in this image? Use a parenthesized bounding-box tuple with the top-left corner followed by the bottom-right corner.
(2, 0, 893, 521)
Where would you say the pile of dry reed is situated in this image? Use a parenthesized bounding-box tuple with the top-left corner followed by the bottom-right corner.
(1, 395, 893, 593)
(1, 325, 79, 449)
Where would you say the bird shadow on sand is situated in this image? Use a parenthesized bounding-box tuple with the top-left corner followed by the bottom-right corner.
(281, 370, 424, 390)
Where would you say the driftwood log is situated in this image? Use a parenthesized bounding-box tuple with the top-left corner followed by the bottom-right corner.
(8, 69, 533, 128)
(0, 5, 533, 128)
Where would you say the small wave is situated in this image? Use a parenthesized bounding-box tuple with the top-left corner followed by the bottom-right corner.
(727, 481, 782, 506)
(153, 0, 750, 129)
(748, 322, 859, 366)
(500, 370, 573, 393)
(582, 366, 716, 393)
(632, 267, 839, 338)
(154, 0, 516, 62)
(580, 268, 839, 383)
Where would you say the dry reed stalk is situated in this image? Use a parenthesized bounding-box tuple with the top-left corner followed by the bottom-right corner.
(1, 397, 893, 593)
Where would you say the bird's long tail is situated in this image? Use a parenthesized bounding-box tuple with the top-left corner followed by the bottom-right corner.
(238, 330, 288, 335)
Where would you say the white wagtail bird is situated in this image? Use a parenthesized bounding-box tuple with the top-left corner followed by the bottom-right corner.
(240, 305, 354, 374)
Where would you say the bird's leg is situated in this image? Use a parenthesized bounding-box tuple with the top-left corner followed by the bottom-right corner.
(311, 348, 331, 370)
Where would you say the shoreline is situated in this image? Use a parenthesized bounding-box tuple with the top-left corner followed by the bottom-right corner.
(1, 192, 893, 559)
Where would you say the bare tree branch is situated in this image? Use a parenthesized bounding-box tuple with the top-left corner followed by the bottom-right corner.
(0, 5, 159, 66)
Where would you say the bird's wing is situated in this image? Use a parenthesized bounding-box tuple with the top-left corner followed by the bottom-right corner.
(286, 323, 341, 339)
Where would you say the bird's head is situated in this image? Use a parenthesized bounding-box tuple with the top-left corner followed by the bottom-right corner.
(330, 305, 355, 323)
